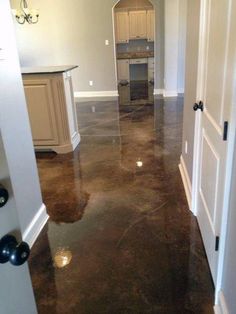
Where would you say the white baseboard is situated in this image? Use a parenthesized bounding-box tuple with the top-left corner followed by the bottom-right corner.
(214, 291, 229, 314)
(154, 89, 164, 95)
(72, 131, 80, 150)
(163, 90, 178, 97)
(74, 90, 119, 98)
(23, 203, 48, 248)
(179, 155, 192, 211)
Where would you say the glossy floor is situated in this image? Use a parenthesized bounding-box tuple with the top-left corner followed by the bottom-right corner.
(31, 93, 214, 313)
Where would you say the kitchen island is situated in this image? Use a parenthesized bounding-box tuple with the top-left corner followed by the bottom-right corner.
(22, 65, 80, 154)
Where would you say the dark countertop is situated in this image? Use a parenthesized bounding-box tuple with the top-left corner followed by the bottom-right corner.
(21, 65, 78, 74)
(117, 52, 154, 59)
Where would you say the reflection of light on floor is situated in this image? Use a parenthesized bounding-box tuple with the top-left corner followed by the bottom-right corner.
(136, 160, 143, 168)
(54, 249, 72, 268)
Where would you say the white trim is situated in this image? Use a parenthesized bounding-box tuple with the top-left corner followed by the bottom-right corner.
(153, 89, 164, 95)
(23, 203, 48, 248)
(163, 90, 178, 97)
(179, 155, 192, 212)
(74, 90, 119, 98)
(214, 291, 229, 314)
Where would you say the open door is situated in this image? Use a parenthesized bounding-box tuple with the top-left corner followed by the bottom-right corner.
(0, 0, 45, 312)
(193, 0, 236, 285)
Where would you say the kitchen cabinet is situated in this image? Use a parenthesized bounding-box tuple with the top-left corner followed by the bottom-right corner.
(117, 59, 130, 82)
(115, 11, 129, 43)
(129, 10, 147, 40)
(22, 66, 80, 154)
(147, 10, 155, 42)
(148, 57, 155, 81)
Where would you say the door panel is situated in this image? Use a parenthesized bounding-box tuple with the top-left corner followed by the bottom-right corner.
(200, 131, 219, 223)
(205, 1, 229, 127)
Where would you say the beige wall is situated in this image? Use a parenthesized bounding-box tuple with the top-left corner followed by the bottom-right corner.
(10, 0, 165, 93)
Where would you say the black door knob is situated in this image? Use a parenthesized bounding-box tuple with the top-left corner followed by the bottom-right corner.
(193, 101, 204, 112)
(0, 235, 30, 266)
(0, 184, 9, 208)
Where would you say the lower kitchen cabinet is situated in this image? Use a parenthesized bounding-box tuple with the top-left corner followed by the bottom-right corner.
(117, 59, 130, 83)
(22, 68, 80, 154)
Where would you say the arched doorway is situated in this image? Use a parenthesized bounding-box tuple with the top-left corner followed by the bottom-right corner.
(112, 0, 156, 103)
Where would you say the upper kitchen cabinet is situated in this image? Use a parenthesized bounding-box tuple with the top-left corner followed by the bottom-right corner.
(147, 10, 155, 42)
(115, 11, 129, 43)
(129, 10, 147, 40)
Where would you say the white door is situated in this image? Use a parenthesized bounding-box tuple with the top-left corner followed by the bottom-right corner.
(0, 0, 43, 312)
(194, 0, 236, 284)
(0, 138, 37, 314)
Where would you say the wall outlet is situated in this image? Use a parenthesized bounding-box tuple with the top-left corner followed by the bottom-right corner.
(105, 39, 109, 46)
(185, 141, 188, 154)
(89, 80, 93, 86)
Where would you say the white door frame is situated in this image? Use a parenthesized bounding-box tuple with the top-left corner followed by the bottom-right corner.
(191, 0, 236, 304)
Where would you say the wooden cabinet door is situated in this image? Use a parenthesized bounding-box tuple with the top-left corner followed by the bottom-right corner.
(147, 10, 155, 42)
(115, 11, 129, 43)
(23, 79, 59, 146)
(117, 59, 130, 82)
(129, 10, 147, 40)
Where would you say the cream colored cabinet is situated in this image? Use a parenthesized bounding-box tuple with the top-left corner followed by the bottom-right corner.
(129, 10, 147, 40)
(24, 78, 59, 146)
(115, 11, 129, 43)
(147, 10, 155, 42)
(117, 59, 130, 82)
(148, 57, 155, 81)
(22, 68, 80, 154)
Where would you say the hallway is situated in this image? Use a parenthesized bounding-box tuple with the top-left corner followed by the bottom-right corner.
(30, 96, 214, 313)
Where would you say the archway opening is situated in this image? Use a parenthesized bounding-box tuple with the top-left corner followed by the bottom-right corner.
(112, 0, 156, 104)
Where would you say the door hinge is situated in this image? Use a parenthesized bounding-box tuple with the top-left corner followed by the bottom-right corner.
(215, 236, 220, 251)
(223, 121, 228, 141)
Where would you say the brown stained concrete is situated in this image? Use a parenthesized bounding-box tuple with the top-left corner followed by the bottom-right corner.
(30, 87, 214, 313)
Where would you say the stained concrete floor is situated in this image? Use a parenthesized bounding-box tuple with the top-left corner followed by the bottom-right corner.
(30, 86, 214, 313)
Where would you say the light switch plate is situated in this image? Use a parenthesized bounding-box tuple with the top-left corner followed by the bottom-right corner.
(105, 40, 109, 46)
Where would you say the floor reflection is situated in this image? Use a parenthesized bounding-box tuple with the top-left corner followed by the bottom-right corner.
(30, 95, 214, 313)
